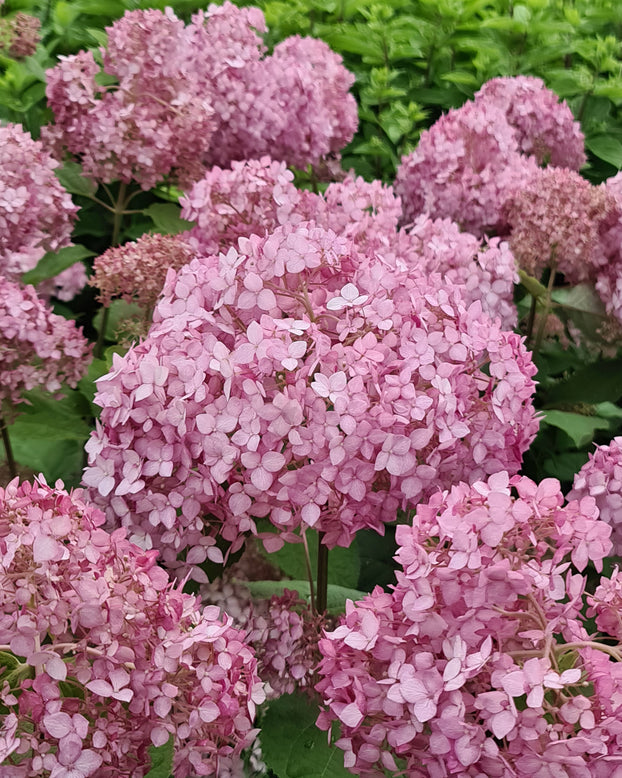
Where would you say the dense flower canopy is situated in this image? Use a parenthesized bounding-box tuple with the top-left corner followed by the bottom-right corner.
(316, 473, 617, 776)
(395, 76, 586, 236)
(44, 4, 357, 189)
(83, 218, 538, 579)
(181, 156, 518, 328)
(0, 478, 264, 777)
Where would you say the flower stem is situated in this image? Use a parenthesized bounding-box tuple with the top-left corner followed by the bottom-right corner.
(317, 532, 329, 614)
(0, 411, 16, 479)
(94, 182, 127, 359)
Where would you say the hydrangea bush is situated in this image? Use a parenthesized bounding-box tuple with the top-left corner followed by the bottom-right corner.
(82, 217, 538, 578)
(0, 478, 264, 777)
(316, 473, 618, 775)
(44, 3, 357, 190)
(3, 1, 622, 770)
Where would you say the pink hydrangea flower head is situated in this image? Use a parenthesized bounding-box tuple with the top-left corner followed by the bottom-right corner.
(0, 478, 264, 777)
(2, 12, 41, 58)
(474, 76, 586, 169)
(44, 8, 216, 190)
(316, 473, 616, 775)
(90, 233, 195, 310)
(0, 277, 91, 411)
(83, 220, 538, 578)
(0, 123, 78, 280)
(592, 172, 622, 325)
(506, 166, 614, 283)
(395, 99, 539, 236)
(202, 581, 325, 699)
(180, 157, 302, 257)
(398, 214, 518, 328)
(569, 436, 622, 556)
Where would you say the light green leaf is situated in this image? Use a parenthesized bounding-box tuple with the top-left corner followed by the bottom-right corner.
(21, 245, 95, 286)
(242, 580, 366, 614)
(145, 203, 194, 235)
(145, 735, 174, 778)
(541, 410, 609, 448)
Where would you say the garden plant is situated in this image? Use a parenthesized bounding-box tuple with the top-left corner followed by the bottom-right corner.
(4, 0, 622, 776)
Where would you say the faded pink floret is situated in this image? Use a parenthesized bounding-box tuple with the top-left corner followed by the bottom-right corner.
(0, 123, 78, 280)
(474, 76, 586, 170)
(0, 277, 91, 410)
(0, 478, 264, 777)
(395, 98, 538, 236)
(90, 233, 194, 310)
(44, 4, 357, 189)
(506, 166, 614, 283)
(83, 221, 538, 579)
(316, 473, 618, 776)
(1, 12, 41, 58)
(569, 437, 622, 556)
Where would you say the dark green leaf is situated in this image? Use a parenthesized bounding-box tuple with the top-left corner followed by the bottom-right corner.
(21, 245, 95, 286)
(544, 358, 622, 405)
(261, 693, 350, 778)
(586, 134, 622, 168)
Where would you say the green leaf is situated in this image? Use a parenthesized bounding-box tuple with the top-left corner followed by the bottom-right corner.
(586, 134, 622, 168)
(261, 693, 350, 778)
(145, 735, 174, 778)
(242, 580, 366, 614)
(92, 300, 144, 340)
(78, 358, 110, 414)
(543, 359, 622, 405)
(551, 284, 609, 342)
(261, 532, 360, 589)
(145, 203, 194, 235)
(541, 410, 609, 448)
(56, 161, 97, 198)
(21, 245, 95, 286)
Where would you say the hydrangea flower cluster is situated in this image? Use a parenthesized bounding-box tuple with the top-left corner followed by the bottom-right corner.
(0, 478, 265, 777)
(44, 4, 357, 189)
(395, 76, 585, 236)
(569, 436, 622, 556)
(0, 123, 78, 280)
(83, 218, 538, 578)
(90, 233, 194, 311)
(593, 172, 622, 324)
(505, 166, 615, 283)
(181, 156, 517, 327)
(0, 12, 41, 59)
(202, 581, 324, 699)
(316, 472, 620, 776)
(473, 76, 586, 169)
(0, 277, 91, 411)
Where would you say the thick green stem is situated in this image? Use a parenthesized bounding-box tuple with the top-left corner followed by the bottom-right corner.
(317, 532, 329, 614)
(0, 411, 16, 480)
(94, 182, 127, 359)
